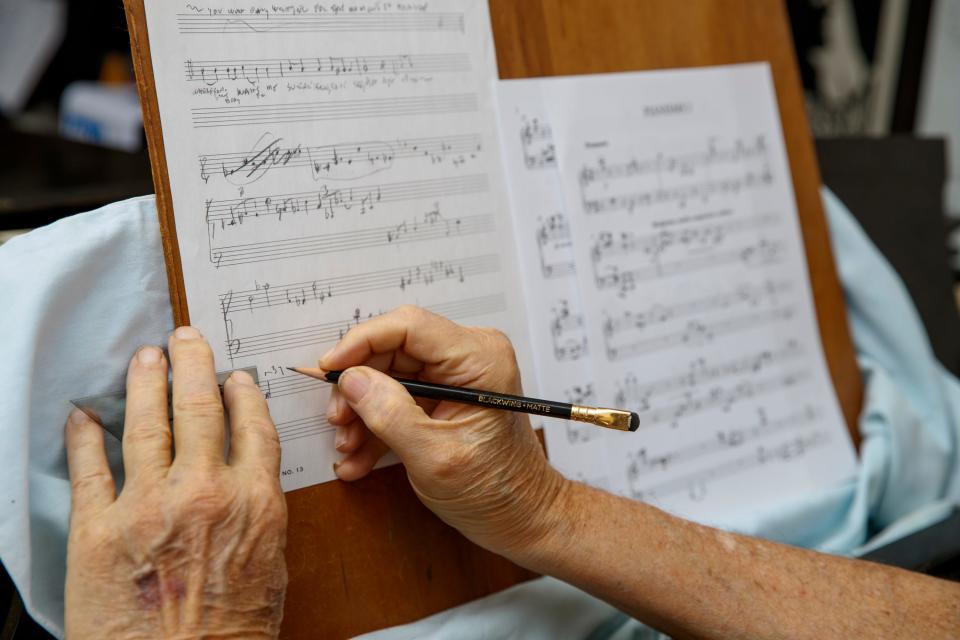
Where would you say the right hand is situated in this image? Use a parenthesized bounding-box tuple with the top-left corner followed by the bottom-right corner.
(321, 306, 569, 561)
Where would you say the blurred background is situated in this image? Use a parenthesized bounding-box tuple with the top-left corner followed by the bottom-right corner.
(1, 0, 959, 637)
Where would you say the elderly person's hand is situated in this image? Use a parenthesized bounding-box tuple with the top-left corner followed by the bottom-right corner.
(322, 306, 567, 562)
(64, 327, 287, 639)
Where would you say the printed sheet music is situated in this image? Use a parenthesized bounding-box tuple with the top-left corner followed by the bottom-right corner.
(496, 65, 858, 527)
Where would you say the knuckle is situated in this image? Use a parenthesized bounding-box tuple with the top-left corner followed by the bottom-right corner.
(395, 304, 422, 319)
(247, 479, 286, 526)
(234, 414, 276, 437)
(70, 470, 114, 498)
(373, 393, 413, 431)
(173, 390, 224, 418)
(71, 519, 118, 551)
(124, 417, 172, 446)
(426, 444, 471, 481)
(487, 329, 517, 361)
(174, 335, 213, 356)
(237, 417, 282, 454)
(180, 472, 232, 522)
(471, 328, 520, 388)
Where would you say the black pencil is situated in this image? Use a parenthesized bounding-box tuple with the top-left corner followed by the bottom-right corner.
(287, 367, 640, 432)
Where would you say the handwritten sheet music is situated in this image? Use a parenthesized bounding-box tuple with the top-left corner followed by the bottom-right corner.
(143, 0, 531, 491)
(497, 65, 858, 527)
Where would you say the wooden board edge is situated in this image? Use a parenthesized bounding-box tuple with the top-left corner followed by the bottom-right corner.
(122, 0, 191, 327)
(768, 1, 864, 448)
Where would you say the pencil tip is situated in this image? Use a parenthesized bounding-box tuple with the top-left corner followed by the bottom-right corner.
(286, 366, 300, 373)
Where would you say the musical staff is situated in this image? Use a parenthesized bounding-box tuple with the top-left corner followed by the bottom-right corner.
(225, 294, 506, 361)
(594, 238, 784, 297)
(275, 415, 334, 444)
(535, 213, 575, 278)
(579, 136, 769, 187)
(601, 279, 791, 338)
(631, 429, 830, 502)
(613, 341, 804, 408)
(579, 136, 772, 214)
(191, 93, 478, 128)
(604, 306, 795, 361)
(205, 174, 489, 230)
(177, 12, 465, 35)
(590, 212, 778, 263)
(627, 406, 820, 481)
(209, 211, 493, 268)
(635, 369, 811, 427)
(218, 254, 498, 318)
(582, 169, 774, 214)
(200, 133, 483, 185)
(259, 375, 323, 400)
(185, 53, 471, 84)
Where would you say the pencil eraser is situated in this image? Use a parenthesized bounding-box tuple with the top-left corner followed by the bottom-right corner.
(629, 412, 640, 432)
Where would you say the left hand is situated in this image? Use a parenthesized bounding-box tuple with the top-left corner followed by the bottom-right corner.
(64, 327, 287, 639)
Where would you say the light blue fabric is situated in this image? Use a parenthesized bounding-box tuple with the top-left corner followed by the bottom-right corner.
(0, 189, 958, 639)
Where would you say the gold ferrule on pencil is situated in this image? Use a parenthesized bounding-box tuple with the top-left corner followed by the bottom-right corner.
(570, 405, 634, 431)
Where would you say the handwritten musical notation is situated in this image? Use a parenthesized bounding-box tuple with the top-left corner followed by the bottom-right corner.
(208, 209, 491, 268)
(147, 0, 528, 490)
(218, 254, 496, 319)
(185, 53, 471, 85)
(258, 373, 323, 401)
(177, 10, 465, 35)
(200, 132, 483, 185)
(520, 116, 555, 169)
(191, 93, 479, 128)
(224, 293, 506, 363)
(204, 174, 488, 233)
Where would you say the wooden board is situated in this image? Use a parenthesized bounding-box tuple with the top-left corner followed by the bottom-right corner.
(124, 1, 863, 637)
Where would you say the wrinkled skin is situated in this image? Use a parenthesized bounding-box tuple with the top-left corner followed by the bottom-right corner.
(324, 305, 566, 559)
(65, 327, 287, 639)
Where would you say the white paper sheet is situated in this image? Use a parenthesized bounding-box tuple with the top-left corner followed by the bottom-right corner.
(143, 0, 531, 491)
(494, 88, 610, 489)
(498, 65, 858, 527)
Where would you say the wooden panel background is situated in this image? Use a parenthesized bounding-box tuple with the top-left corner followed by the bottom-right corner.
(125, 1, 864, 638)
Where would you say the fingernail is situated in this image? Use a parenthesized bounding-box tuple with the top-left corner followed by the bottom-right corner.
(231, 370, 256, 386)
(338, 369, 370, 402)
(326, 395, 339, 421)
(335, 427, 347, 450)
(174, 326, 201, 340)
(137, 345, 163, 365)
(319, 345, 338, 367)
(69, 408, 88, 425)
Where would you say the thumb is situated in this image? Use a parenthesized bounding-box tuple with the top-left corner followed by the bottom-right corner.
(336, 366, 432, 456)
